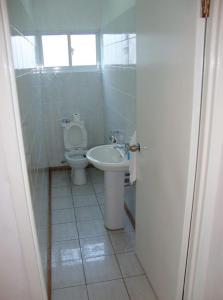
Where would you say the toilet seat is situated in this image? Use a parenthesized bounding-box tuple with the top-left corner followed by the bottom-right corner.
(62, 114, 88, 185)
(63, 121, 87, 151)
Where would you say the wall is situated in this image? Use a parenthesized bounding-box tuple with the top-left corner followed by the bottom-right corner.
(7, 0, 49, 285)
(42, 71, 104, 166)
(7, 0, 105, 167)
(0, 1, 47, 297)
(101, 0, 136, 217)
(101, 0, 136, 143)
(7, 0, 103, 33)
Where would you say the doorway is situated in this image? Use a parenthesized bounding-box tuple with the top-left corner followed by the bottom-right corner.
(1, 0, 209, 300)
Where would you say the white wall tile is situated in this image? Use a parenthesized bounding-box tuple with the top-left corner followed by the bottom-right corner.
(42, 71, 105, 166)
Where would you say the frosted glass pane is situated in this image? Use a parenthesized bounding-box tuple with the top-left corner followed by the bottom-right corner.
(42, 35, 69, 67)
(11, 36, 36, 69)
(129, 36, 136, 64)
(71, 35, 96, 66)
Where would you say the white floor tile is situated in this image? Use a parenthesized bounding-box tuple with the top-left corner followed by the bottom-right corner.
(99, 205, 104, 216)
(52, 285, 88, 300)
(117, 253, 144, 277)
(93, 183, 104, 194)
(89, 168, 103, 177)
(77, 220, 108, 238)
(96, 194, 105, 204)
(73, 194, 98, 207)
(76, 206, 103, 222)
(110, 231, 135, 253)
(51, 171, 70, 187)
(72, 184, 94, 196)
(50, 168, 146, 300)
(125, 276, 156, 300)
(52, 186, 72, 198)
(52, 223, 78, 242)
(52, 209, 75, 224)
(52, 240, 81, 263)
(80, 236, 114, 258)
(52, 171, 70, 179)
(91, 174, 104, 184)
(52, 260, 85, 289)
(87, 279, 129, 300)
(84, 255, 122, 284)
(52, 196, 73, 210)
(52, 177, 70, 188)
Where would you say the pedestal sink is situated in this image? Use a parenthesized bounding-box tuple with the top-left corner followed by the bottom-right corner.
(86, 145, 129, 230)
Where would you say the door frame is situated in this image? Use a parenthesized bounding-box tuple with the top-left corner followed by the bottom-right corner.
(184, 0, 223, 299)
(0, 1, 47, 299)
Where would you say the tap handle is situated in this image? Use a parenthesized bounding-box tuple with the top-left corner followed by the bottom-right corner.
(109, 136, 117, 143)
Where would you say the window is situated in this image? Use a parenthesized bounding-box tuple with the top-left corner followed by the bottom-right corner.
(11, 33, 98, 70)
(42, 35, 69, 67)
(41, 34, 97, 68)
(11, 35, 36, 69)
(102, 33, 136, 66)
(71, 35, 97, 66)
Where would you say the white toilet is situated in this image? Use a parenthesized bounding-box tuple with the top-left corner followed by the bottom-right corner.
(62, 113, 88, 185)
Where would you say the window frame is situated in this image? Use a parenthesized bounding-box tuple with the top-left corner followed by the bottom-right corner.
(38, 32, 100, 72)
(102, 33, 136, 67)
(11, 34, 37, 70)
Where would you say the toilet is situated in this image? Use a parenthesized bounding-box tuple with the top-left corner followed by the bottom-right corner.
(62, 113, 88, 185)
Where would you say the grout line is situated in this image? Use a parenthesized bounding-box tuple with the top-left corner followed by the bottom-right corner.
(52, 275, 143, 293)
(52, 238, 79, 245)
(52, 283, 87, 292)
(107, 229, 131, 300)
(90, 174, 106, 219)
(70, 178, 90, 300)
(52, 207, 74, 211)
(51, 221, 76, 226)
(47, 168, 52, 300)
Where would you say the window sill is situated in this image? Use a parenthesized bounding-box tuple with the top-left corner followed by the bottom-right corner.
(15, 66, 101, 74)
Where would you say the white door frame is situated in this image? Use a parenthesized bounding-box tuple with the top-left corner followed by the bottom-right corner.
(0, 1, 47, 299)
(184, 0, 223, 299)
(1, 0, 222, 298)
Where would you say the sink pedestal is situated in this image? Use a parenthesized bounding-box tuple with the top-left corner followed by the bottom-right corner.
(104, 171, 125, 230)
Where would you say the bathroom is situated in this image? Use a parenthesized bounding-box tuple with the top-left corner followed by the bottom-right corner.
(7, 0, 139, 299)
(3, 0, 219, 300)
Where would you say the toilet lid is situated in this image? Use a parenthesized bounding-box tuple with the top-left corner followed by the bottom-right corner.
(64, 122, 87, 150)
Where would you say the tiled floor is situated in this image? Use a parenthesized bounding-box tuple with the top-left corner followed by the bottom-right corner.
(51, 168, 156, 300)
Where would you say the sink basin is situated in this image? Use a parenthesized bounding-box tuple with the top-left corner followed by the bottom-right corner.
(86, 144, 130, 230)
(86, 144, 129, 172)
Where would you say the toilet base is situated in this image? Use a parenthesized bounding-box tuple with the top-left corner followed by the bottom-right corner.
(71, 168, 87, 185)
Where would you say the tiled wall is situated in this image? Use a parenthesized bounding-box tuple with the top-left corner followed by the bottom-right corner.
(42, 70, 105, 166)
(7, 0, 49, 285)
(102, 65, 136, 143)
(7, 0, 103, 33)
(7, 0, 106, 168)
(13, 71, 105, 168)
(101, 1, 136, 144)
(101, 0, 136, 217)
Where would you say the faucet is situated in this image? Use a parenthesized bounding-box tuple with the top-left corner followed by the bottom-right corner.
(109, 135, 117, 144)
(114, 143, 130, 155)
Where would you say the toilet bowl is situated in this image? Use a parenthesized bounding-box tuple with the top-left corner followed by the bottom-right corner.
(62, 113, 88, 185)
